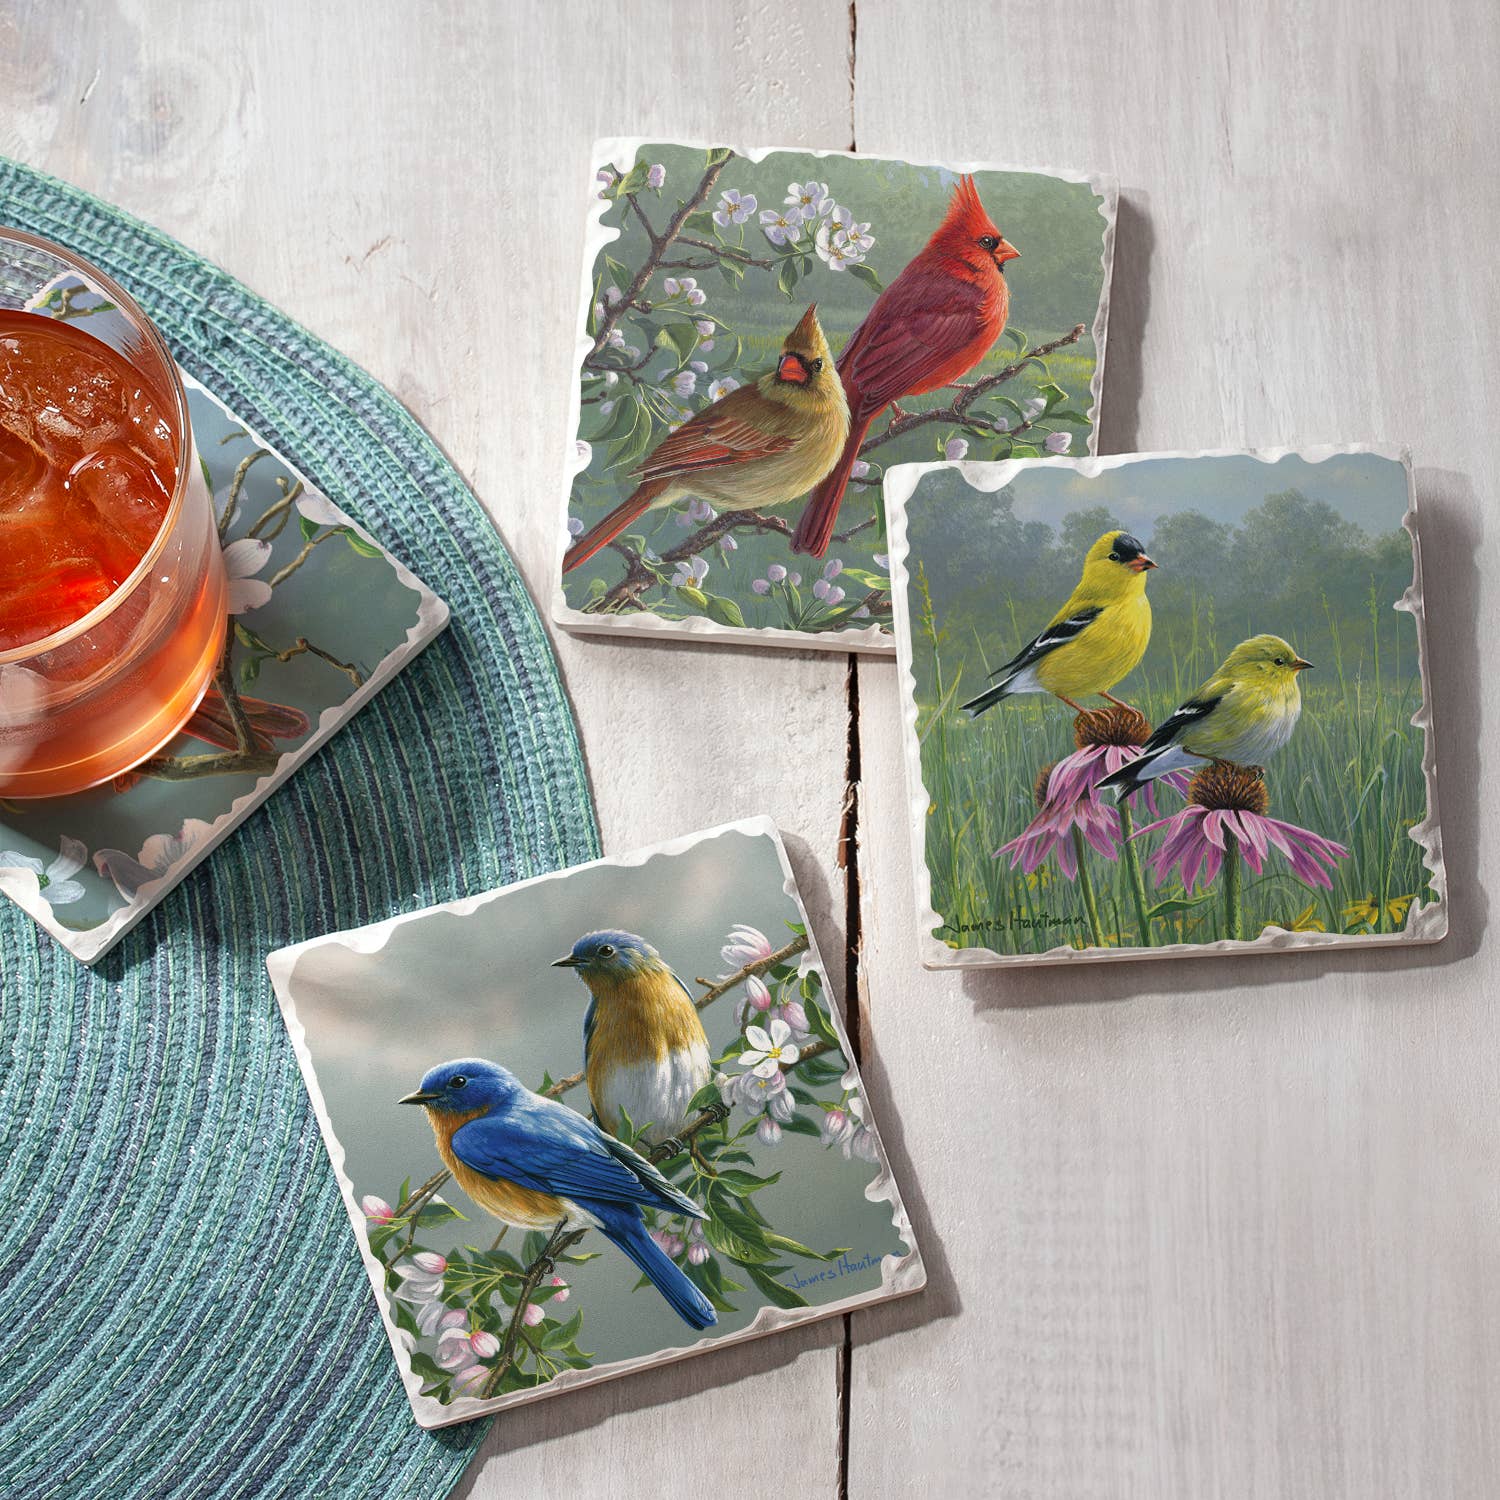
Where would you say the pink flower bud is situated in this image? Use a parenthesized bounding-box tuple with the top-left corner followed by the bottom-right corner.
(411, 1251, 447, 1276)
(549, 1275, 570, 1302)
(777, 1000, 809, 1034)
(469, 1329, 500, 1359)
(756, 1117, 783, 1146)
(744, 975, 773, 1012)
(361, 1194, 394, 1223)
(522, 1302, 546, 1327)
(687, 1241, 710, 1265)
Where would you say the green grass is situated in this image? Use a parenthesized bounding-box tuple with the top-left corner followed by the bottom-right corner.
(911, 576, 1432, 954)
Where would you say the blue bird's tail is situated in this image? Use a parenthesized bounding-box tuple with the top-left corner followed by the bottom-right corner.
(600, 1212, 716, 1331)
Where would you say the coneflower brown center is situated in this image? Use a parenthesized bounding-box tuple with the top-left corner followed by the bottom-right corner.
(1033, 762, 1057, 808)
(1074, 705, 1150, 749)
(1188, 761, 1269, 815)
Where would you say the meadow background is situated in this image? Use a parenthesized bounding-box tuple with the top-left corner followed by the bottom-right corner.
(563, 143, 1111, 638)
(900, 453, 1433, 955)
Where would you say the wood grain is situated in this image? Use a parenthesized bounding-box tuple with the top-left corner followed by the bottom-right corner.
(5, 0, 1498, 1493)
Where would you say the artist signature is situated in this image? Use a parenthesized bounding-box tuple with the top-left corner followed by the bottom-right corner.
(939, 910, 1073, 936)
(787, 1251, 883, 1291)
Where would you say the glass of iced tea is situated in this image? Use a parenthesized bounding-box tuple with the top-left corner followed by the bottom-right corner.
(0, 229, 226, 799)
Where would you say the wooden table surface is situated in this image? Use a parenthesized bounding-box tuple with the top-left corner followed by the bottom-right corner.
(6, 1, 1497, 1493)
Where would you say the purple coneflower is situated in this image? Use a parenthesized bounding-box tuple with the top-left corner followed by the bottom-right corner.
(996, 706, 1179, 947)
(1132, 761, 1349, 940)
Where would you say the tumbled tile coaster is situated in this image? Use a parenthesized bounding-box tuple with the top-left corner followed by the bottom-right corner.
(554, 138, 1116, 653)
(0, 372, 448, 963)
(267, 818, 925, 1428)
(885, 446, 1444, 968)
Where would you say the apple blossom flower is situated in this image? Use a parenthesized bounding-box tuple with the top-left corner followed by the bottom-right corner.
(602, 370, 619, 386)
(686, 1222, 710, 1265)
(944, 437, 969, 461)
(650, 1227, 684, 1259)
(686, 497, 715, 522)
(722, 924, 773, 967)
(786, 180, 830, 221)
(772, 999, 809, 1037)
(812, 579, 845, 605)
(842, 1095, 880, 1162)
(757, 1117, 783, 1146)
(842, 221, 875, 255)
(1024, 396, 1046, 418)
(598, 400, 614, 417)
(740, 1016, 801, 1077)
(759, 207, 803, 246)
(751, 578, 770, 595)
(820, 1104, 852, 1148)
(695, 318, 715, 337)
(873, 552, 889, 569)
(604, 286, 622, 306)
(521, 1302, 546, 1328)
(1044, 431, 1073, 454)
(765, 564, 787, 585)
(815, 222, 857, 269)
(361, 1194, 395, 1224)
(670, 369, 697, 397)
(548, 1275, 570, 1302)
(733, 972, 775, 1028)
(1, 837, 88, 907)
(437, 1313, 499, 1369)
(567, 516, 585, 537)
(789, 571, 802, 586)
(670, 556, 710, 589)
(707, 376, 740, 402)
(852, 605, 871, 618)
(647, 163, 666, 188)
(605, 328, 625, 348)
(850, 459, 871, 479)
(721, 535, 737, 551)
(714, 188, 758, 226)
(823, 558, 843, 580)
(662, 276, 706, 306)
(223, 537, 273, 615)
(822, 204, 854, 240)
(451, 1363, 490, 1397)
(733, 1068, 797, 1126)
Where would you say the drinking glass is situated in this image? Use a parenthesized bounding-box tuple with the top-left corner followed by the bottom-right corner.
(0, 228, 226, 799)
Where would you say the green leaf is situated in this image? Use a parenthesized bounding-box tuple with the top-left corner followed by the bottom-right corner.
(1048, 408, 1092, 426)
(1002, 326, 1028, 351)
(587, 393, 639, 444)
(541, 1309, 584, 1348)
(344, 529, 383, 558)
(681, 210, 716, 235)
(656, 321, 698, 364)
(240, 656, 262, 685)
(777, 257, 801, 297)
(704, 146, 734, 169)
(608, 410, 656, 474)
(674, 585, 709, 610)
(744, 1262, 811, 1308)
(685, 1255, 739, 1313)
(1146, 895, 1217, 919)
(779, 1113, 822, 1139)
(713, 1168, 781, 1195)
(704, 1212, 774, 1265)
(806, 1001, 841, 1047)
(763, 1231, 846, 1262)
(703, 593, 746, 628)
(1009, 442, 1041, 458)
(846, 261, 883, 293)
(199, 457, 214, 495)
(1034, 381, 1069, 412)
(716, 258, 745, 286)
(688, 1082, 724, 1114)
(298, 514, 319, 542)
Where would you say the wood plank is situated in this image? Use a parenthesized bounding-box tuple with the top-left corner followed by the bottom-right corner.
(3, 2, 857, 1494)
(851, 0, 1500, 1494)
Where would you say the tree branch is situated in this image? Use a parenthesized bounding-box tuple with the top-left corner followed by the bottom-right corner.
(481, 1221, 589, 1397)
(858, 323, 1086, 454)
(263, 635, 365, 688)
(590, 155, 734, 357)
(217, 449, 269, 540)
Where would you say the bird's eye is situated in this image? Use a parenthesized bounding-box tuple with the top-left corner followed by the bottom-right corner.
(1274, 657, 1285, 666)
(979, 234, 999, 251)
(598, 943, 615, 957)
(809, 358, 823, 373)
(449, 1074, 467, 1089)
(1108, 551, 1122, 562)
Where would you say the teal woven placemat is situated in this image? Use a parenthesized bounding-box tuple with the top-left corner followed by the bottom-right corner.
(0, 157, 600, 1499)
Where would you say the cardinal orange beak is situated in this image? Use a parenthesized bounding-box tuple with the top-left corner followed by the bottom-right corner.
(996, 237, 1021, 265)
(777, 352, 810, 384)
(1128, 554, 1158, 573)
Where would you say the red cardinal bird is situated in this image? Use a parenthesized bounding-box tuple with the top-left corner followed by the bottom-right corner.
(790, 175, 1019, 558)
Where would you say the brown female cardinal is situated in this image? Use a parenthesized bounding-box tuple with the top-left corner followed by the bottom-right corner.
(563, 305, 848, 574)
(790, 176, 1019, 557)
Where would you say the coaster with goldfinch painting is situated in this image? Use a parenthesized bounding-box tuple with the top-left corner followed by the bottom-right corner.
(0, 347, 448, 964)
(553, 138, 1115, 652)
(885, 447, 1445, 968)
(266, 819, 924, 1428)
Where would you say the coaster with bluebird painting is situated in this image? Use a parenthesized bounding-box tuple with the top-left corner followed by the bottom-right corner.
(0, 346, 448, 963)
(553, 138, 1115, 652)
(265, 817, 925, 1428)
(885, 447, 1445, 968)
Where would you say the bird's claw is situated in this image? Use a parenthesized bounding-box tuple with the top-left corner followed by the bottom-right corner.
(535, 1256, 555, 1278)
(657, 1136, 687, 1160)
(707, 1101, 731, 1125)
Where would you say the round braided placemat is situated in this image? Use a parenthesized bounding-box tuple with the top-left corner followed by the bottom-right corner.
(0, 156, 599, 1499)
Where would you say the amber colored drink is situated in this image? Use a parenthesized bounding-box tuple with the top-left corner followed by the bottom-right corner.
(0, 296, 226, 799)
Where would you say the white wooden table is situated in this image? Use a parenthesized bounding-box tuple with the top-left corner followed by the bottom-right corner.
(7, 1, 1497, 1492)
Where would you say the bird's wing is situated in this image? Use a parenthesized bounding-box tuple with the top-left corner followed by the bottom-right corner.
(1141, 693, 1224, 752)
(840, 281, 986, 407)
(991, 606, 1103, 679)
(635, 393, 796, 481)
(451, 1101, 700, 1217)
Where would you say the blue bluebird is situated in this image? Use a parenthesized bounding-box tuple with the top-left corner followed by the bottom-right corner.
(400, 1058, 716, 1330)
(552, 930, 716, 1152)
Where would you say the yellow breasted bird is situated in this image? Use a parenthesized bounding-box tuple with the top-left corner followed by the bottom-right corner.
(962, 530, 1158, 717)
(1097, 633, 1313, 801)
(553, 930, 713, 1151)
(563, 304, 849, 572)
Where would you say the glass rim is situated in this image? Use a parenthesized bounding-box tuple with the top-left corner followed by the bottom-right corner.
(0, 226, 194, 668)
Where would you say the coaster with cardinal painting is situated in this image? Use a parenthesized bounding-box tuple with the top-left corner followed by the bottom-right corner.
(553, 139, 1116, 652)
(886, 447, 1445, 967)
(0, 370, 448, 964)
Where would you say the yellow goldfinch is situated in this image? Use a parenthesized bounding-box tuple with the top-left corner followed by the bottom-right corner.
(1097, 633, 1313, 800)
(961, 530, 1157, 717)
